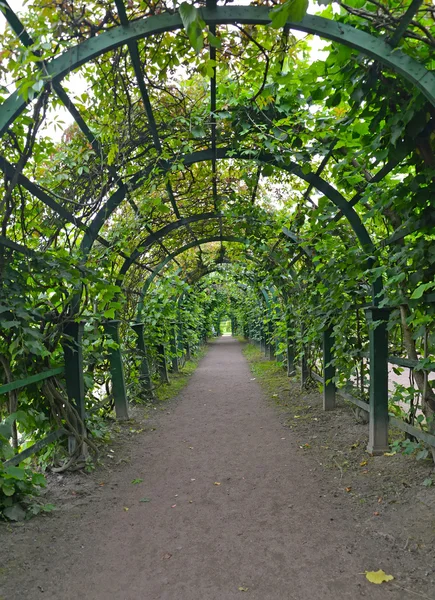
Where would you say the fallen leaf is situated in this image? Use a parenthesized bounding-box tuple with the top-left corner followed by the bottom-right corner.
(373, 511, 380, 516)
(140, 497, 151, 503)
(345, 487, 352, 493)
(214, 482, 221, 486)
(123, 507, 129, 511)
(131, 478, 143, 484)
(360, 461, 367, 467)
(384, 452, 396, 456)
(238, 586, 249, 592)
(162, 552, 172, 560)
(365, 570, 394, 584)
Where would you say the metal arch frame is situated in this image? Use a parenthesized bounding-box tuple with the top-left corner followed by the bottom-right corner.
(136, 235, 247, 318)
(1, 7, 431, 293)
(116, 211, 309, 283)
(111, 148, 382, 300)
(2, 4, 425, 305)
(1, 6, 435, 139)
(116, 211, 221, 279)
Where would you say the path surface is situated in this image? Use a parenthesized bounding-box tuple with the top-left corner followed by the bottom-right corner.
(2, 338, 412, 599)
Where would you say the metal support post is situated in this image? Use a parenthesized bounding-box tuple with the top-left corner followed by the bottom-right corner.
(63, 321, 87, 454)
(365, 307, 390, 455)
(170, 322, 179, 373)
(323, 324, 336, 411)
(301, 351, 309, 388)
(131, 323, 155, 401)
(63, 321, 86, 424)
(157, 343, 170, 384)
(267, 319, 274, 360)
(103, 320, 129, 420)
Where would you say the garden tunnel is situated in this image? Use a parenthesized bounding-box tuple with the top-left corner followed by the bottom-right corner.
(1, 0, 435, 499)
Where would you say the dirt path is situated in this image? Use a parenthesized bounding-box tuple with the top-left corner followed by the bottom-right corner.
(0, 338, 428, 599)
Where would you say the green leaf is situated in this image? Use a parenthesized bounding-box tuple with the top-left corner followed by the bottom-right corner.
(31, 472, 47, 487)
(4, 465, 26, 480)
(104, 308, 116, 319)
(2, 483, 15, 496)
(179, 2, 205, 54)
(410, 282, 434, 300)
(3, 503, 26, 521)
(269, 0, 308, 28)
(191, 125, 206, 139)
(131, 478, 143, 484)
(207, 30, 222, 48)
(269, 4, 290, 29)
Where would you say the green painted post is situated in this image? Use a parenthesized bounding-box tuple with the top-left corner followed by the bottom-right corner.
(287, 337, 295, 376)
(323, 324, 336, 411)
(103, 320, 129, 420)
(185, 340, 191, 362)
(301, 351, 309, 388)
(62, 321, 86, 431)
(301, 326, 309, 388)
(267, 319, 275, 360)
(365, 307, 390, 455)
(170, 322, 179, 373)
(157, 343, 170, 383)
(177, 319, 184, 356)
(131, 323, 155, 401)
(286, 315, 295, 376)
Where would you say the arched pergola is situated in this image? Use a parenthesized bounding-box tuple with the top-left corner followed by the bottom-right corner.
(1, 0, 434, 469)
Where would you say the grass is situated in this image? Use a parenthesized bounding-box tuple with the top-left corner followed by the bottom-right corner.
(242, 342, 296, 409)
(155, 345, 208, 403)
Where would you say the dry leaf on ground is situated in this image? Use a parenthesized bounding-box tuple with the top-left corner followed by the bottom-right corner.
(365, 570, 394, 584)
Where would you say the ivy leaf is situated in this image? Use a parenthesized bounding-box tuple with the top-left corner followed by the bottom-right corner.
(207, 30, 222, 48)
(269, 0, 308, 28)
(3, 503, 26, 521)
(410, 282, 435, 299)
(1, 483, 15, 496)
(4, 465, 26, 480)
(103, 307, 116, 319)
(179, 2, 205, 54)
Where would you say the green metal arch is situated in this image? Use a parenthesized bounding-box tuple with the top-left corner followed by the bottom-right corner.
(136, 235, 247, 319)
(117, 211, 221, 279)
(111, 148, 381, 300)
(1, 6, 435, 139)
(90, 148, 372, 252)
(117, 211, 310, 283)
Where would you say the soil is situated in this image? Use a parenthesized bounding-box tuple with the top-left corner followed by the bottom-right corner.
(1, 337, 435, 600)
